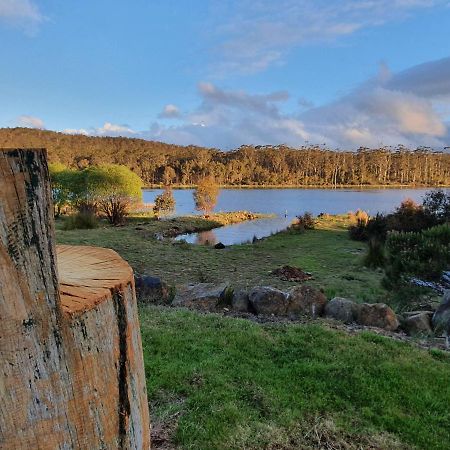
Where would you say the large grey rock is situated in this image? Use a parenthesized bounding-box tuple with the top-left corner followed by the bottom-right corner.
(172, 283, 228, 311)
(355, 303, 399, 331)
(135, 274, 170, 304)
(249, 286, 287, 315)
(401, 312, 433, 336)
(432, 291, 450, 346)
(232, 290, 250, 312)
(324, 297, 359, 324)
(286, 285, 327, 318)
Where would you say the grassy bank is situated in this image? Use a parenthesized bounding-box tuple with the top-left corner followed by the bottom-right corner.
(56, 214, 384, 301)
(56, 215, 450, 448)
(142, 306, 450, 449)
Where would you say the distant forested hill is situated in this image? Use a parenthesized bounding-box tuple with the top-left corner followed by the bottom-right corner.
(1, 127, 449, 186)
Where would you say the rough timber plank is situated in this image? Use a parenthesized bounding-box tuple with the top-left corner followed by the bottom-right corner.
(0, 149, 150, 449)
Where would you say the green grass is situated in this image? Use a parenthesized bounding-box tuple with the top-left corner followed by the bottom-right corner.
(142, 306, 450, 449)
(56, 214, 385, 302)
(56, 215, 449, 448)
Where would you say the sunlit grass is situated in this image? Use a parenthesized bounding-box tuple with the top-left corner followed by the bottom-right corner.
(141, 306, 450, 449)
(56, 214, 385, 302)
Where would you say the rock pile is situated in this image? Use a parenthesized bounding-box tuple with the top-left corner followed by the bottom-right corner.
(139, 275, 450, 346)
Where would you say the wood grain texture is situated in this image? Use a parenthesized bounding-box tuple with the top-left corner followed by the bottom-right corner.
(0, 149, 150, 449)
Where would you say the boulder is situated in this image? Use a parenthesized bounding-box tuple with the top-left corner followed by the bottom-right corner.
(324, 297, 359, 324)
(214, 242, 226, 249)
(232, 290, 250, 312)
(249, 286, 287, 315)
(402, 310, 434, 317)
(286, 285, 327, 318)
(135, 274, 170, 304)
(432, 291, 450, 343)
(172, 283, 228, 311)
(401, 312, 433, 336)
(355, 303, 399, 331)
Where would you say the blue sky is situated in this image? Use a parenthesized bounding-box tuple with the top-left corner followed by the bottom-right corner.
(1, 0, 450, 150)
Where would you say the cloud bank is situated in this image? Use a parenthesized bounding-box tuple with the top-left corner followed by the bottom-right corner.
(147, 57, 450, 150)
(16, 114, 45, 128)
(56, 57, 450, 151)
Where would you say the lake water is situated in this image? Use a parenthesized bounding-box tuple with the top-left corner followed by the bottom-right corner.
(142, 188, 444, 245)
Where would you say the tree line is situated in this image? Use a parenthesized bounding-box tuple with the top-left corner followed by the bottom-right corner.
(1, 127, 449, 186)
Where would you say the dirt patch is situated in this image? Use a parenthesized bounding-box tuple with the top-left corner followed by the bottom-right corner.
(150, 393, 186, 449)
(151, 418, 179, 450)
(271, 265, 313, 282)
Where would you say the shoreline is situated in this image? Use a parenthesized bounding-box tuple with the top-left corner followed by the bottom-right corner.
(158, 211, 273, 238)
(143, 184, 450, 190)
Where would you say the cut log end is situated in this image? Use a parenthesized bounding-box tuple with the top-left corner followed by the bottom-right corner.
(57, 244, 134, 315)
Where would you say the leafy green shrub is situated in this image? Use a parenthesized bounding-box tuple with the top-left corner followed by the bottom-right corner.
(62, 212, 98, 230)
(384, 223, 450, 282)
(355, 209, 369, 225)
(387, 198, 434, 233)
(291, 212, 315, 232)
(423, 189, 450, 223)
(50, 163, 144, 225)
(349, 197, 437, 243)
(153, 187, 176, 217)
(349, 213, 387, 241)
(363, 238, 385, 268)
(194, 176, 219, 214)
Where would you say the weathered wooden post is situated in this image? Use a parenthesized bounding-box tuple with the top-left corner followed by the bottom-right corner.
(0, 149, 150, 449)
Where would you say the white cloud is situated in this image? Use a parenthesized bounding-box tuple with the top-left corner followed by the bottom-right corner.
(158, 104, 181, 119)
(298, 59, 450, 148)
(208, 0, 447, 74)
(16, 114, 44, 128)
(62, 122, 137, 138)
(145, 82, 311, 149)
(58, 57, 450, 151)
(0, 0, 45, 32)
(146, 57, 449, 150)
(97, 122, 136, 136)
(63, 128, 89, 136)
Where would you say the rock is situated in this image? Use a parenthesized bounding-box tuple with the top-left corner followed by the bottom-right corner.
(432, 291, 450, 344)
(441, 271, 450, 289)
(249, 286, 287, 315)
(134, 274, 170, 304)
(172, 283, 228, 311)
(401, 312, 433, 336)
(355, 303, 399, 331)
(410, 277, 444, 294)
(324, 297, 359, 324)
(286, 285, 327, 318)
(402, 310, 434, 318)
(232, 290, 250, 312)
(214, 242, 226, 249)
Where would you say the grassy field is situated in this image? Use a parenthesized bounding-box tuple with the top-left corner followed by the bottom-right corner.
(56, 214, 450, 449)
(142, 306, 450, 449)
(56, 214, 385, 302)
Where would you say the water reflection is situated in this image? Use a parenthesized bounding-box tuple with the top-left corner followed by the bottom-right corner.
(143, 188, 448, 246)
(195, 230, 218, 246)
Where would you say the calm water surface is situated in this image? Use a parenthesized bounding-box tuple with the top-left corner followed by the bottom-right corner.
(143, 188, 445, 245)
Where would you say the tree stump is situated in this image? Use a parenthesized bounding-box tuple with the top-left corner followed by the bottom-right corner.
(0, 149, 151, 449)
